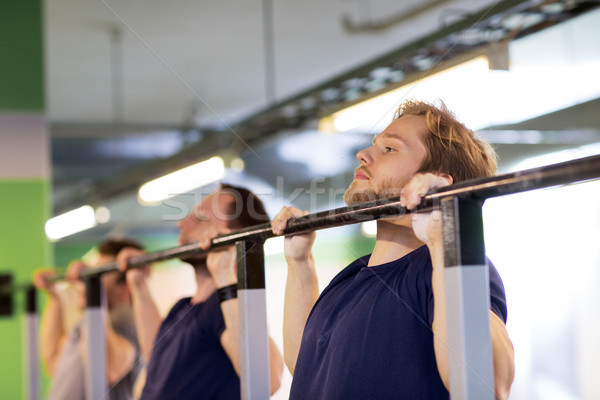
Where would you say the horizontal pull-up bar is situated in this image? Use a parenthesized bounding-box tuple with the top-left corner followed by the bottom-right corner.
(38, 152, 600, 282)
(0, 279, 32, 296)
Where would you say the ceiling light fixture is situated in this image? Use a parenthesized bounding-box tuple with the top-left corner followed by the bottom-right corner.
(94, 206, 111, 224)
(45, 205, 97, 241)
(138, 156, 225, 205)
(319, 56, 504, 133)
(230, 157, 245, 172)
(319, 51, 600, 134)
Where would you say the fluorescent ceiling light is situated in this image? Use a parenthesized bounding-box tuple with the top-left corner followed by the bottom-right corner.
(94, 206, 111, 224)
(230, 157, 245, 172)
(138, 156, 225, 204)
(320, 56, 495, 133)
(45, 205, 97, 241)
(321, 54, 600, 134)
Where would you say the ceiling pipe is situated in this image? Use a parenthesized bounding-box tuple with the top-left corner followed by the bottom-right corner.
(342, 0, 454, 34)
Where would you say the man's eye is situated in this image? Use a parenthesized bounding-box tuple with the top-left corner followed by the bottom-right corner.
(384, 146, 395, 152)
(194, 211, 208, 221)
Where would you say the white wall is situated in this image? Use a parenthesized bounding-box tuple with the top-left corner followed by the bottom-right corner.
(484, 179, 600, 400)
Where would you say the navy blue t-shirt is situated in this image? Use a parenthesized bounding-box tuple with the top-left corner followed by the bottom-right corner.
(141, 291, 240, 400)
(290, 245, 507, 400)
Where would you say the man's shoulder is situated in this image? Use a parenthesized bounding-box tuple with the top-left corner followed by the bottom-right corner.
(161, 293, 221, 331)
(328, 254, 371, 287)
(159, 296, 193, 326)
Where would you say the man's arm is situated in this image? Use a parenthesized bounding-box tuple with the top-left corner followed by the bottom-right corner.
(33, 270, 66, 376)
(404, 173, 515, 398)
(117, 248, 163, 364)
(79, 310, 136, 385)
(65, 260, 139, 385)
(205, 242, 284, 394)
(428, 242, 514, 398)
(219, 292, 285, 394)
(272, 207, 319, 375)
(105, 318, 137, 384)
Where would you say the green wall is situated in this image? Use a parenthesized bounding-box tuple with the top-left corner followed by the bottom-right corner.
(0, 0, 44, 111)
(0, 0, 48, 397)
(0, 181, 51, 399)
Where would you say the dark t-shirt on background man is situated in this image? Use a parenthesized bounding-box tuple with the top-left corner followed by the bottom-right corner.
(141, 292, 240, 400)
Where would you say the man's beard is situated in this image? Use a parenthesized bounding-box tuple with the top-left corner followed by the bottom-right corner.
(179, 252, 208, 267)
(343, 177, 405, 206)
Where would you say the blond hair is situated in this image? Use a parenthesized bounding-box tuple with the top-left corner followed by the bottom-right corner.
(394, 100, 497, 182)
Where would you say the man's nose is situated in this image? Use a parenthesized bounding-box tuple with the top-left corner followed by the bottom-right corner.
(356, 146, 373, 165)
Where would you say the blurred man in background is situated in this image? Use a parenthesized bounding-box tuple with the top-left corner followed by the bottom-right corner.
(33, 238, 143, 400)
(118, 183, 283, 399)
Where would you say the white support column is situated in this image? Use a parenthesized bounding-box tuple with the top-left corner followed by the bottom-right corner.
(441, 196, 494, 400)
(236, 241, 270, 400)
(84, 276, 107, 400)
(24, 286, 39, 400)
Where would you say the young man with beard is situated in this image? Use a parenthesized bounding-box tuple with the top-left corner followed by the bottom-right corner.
(117, 184, 283, 399)
(272, 100, 515, 399)
(33, 238, 144, 400)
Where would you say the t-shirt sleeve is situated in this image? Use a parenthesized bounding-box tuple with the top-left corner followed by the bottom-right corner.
(487, 259, 508, 323)
(109, 306, 143, 385)
(423, 258, 508, 326)
(207, 294, 227, 341)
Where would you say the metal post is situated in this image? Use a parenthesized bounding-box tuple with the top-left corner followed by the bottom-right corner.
(236, 240, 270, 400)
(441, 196, 494, 399)
(24, 286, 39, 400)
(0, 274, 13, 316)
(84, 276, 107, 400)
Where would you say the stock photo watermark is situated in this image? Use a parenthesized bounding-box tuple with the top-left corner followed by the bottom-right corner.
(159, 177, 440, 224)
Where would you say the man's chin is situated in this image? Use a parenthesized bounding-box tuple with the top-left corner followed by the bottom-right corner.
(179, 253, 207, 265)
(344, 187, 403, 206)
(344, 187, 379, 206)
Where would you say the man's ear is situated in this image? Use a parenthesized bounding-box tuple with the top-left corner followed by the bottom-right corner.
(436, 173, 453, 185)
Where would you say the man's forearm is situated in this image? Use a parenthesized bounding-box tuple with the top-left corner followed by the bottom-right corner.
(219, 298, 284, 395)
(129, 282, 162, 363)
(429, 243, 514, 398)
(283, 255, 319, 375)
(78, 309, 137, 385)
(490, 312, 515, 399)
(39, 295, 66, 375)
(104, 317, 136, 385)
(268, 337, 284, 394)
(429, 243, 450, 389)
(219, 297, 241, 375)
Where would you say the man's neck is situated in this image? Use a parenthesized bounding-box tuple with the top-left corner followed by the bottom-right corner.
(190, 264, 216, 305)
(369, 220, 424, 267)
(106, 287, 131, 310)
